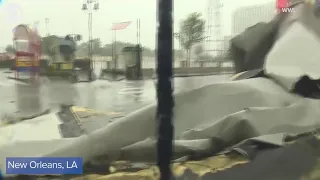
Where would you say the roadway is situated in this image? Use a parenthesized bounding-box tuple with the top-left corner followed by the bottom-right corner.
(0, 69, 230, 119)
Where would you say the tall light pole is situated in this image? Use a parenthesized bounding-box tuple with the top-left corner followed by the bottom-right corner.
(81, 0, 99, 81)
(45, 18, 50, 36)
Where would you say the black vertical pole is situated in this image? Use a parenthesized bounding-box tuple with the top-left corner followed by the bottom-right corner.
(156, 0, 174, 179)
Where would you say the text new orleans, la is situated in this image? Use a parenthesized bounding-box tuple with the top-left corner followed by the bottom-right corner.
(7, 160, 79, 170)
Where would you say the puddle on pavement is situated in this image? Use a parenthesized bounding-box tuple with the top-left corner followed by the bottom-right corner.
(0, 74, 230, 116)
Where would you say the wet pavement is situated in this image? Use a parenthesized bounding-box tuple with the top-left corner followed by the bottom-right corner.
(0, 69, 231, 118)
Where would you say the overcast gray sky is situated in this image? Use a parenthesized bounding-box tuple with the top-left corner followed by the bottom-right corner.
(0, 0, 273, 50)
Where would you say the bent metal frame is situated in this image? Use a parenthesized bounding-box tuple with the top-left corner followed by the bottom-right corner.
(13, 24, 41, 79)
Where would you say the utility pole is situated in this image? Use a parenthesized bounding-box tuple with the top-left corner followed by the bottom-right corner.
(45, 18, 50, 36)
(81, 0, 99, 81)
(136, 19, 141, 44)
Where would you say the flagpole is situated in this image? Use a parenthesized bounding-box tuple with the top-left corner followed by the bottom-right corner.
(112, 29, 116, 69)
(111, 21, 131, 69)
(114, 30, 117, 69)
(111, 29, 114, 68)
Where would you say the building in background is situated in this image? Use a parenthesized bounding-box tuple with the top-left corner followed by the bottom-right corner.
(232, 2, 276, 36)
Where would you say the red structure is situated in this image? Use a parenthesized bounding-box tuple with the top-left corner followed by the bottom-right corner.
(12, 24, 41, 79)
(276, 0, 289, 13)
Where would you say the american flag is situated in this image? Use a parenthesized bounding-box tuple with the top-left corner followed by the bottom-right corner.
(111, 21, 131, 30)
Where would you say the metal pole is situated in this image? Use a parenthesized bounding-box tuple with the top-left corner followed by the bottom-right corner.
(88, 4, 93, 80)
(111, 30, 114, 68)
(138, 19, 141, 44)
(178, 32, 181, 63)
(114, 30, 117, 69)
(136, 19, 139, 44)
(156, 0, 174, 179)
(45, 18, 50, 36)
(82, 0, 98, 80)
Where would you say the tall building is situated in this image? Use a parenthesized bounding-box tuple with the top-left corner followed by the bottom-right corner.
(232, 2, 276, 35)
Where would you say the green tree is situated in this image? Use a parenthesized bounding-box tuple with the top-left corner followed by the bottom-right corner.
(175, 49, 184, 59)
(176, 12, 206, 66)
(92, 38, 102, 55)
(199, 54, 213, 61)
(194, 44, 204, 60)
(41, 35, 56, 56)
(75, 42, 89, 57)
(5, 45, 15, 53)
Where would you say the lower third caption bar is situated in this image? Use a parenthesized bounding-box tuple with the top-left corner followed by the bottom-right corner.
(6, 157, 83, 175)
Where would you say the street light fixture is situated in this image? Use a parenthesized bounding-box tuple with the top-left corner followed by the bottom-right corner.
(81, 0, 99, 81)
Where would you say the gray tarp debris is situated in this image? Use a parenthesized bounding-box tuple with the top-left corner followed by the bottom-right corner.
(1, 1, 320, 177)
(230, 20, 277, 73)
(229, 13, 283, 73)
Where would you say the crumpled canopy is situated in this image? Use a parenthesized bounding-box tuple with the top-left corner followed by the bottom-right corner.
(2, 1, 320, 178)
(229, 18, 280, 73)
